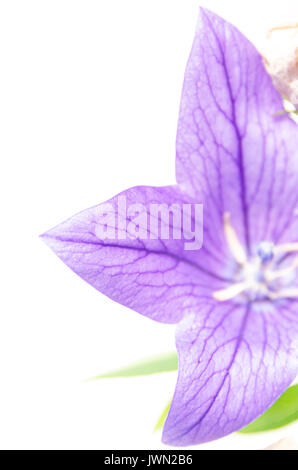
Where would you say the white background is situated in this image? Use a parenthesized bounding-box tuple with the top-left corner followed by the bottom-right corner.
(1, 0, 298, 450)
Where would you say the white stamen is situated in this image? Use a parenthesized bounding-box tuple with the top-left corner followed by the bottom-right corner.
(213, 282, 251, 301)
(274, 243, 298, 255)
(223, 213, 247, 264)
(268, 288, 298, 300)
(266, 256, 298, 281)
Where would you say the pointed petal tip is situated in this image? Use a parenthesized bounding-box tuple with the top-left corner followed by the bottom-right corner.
(39, 230, 52, 243)
(198, 6, 215, 16)
(161, 428, 204, 448)
(39, 231, 48, 242)
(161, 417, 196, 448)
(197, 6, 223, 24)
(39, 229, 59, 250)
(161, 431, 175, 448)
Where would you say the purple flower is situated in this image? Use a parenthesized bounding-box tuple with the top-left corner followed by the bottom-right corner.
(41, 8, 298, 446)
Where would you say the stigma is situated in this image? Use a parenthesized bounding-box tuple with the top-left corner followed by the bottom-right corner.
(213, 213, 298, 302)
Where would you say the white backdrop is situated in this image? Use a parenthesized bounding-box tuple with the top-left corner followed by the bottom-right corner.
(1, 0, 298, 450)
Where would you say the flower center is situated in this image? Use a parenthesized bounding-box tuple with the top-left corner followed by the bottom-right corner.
(213, 213, 298, 302)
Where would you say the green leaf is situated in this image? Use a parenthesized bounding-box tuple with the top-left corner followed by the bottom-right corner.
(86, 352, 178, 381)
(154, 400, 172, 432)
(240, 384, 298, 433)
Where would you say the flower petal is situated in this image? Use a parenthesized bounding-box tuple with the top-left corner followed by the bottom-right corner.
(162, 299, 298, 445)
(41, 185, 226, 324)
(176, 8, 298, 253)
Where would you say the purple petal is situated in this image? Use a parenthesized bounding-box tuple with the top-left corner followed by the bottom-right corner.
(176, 8, 298, 253)
(162, 299, 298, 446)
(41, 185, 227, 324)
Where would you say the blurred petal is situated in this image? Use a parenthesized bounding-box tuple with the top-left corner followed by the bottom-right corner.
(162, 299, 298, 445)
